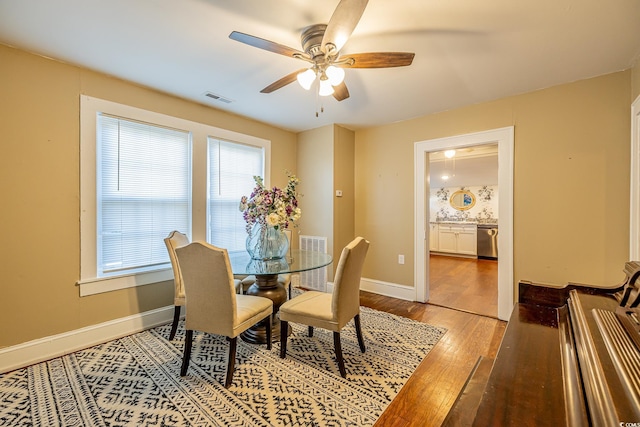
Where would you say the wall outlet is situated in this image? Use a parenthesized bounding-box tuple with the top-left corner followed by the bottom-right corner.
(398, 254, 405, 264)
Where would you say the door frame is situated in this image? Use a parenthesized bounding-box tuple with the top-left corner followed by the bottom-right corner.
(414, 127, 514, 320)
(631, 95, 640, 260)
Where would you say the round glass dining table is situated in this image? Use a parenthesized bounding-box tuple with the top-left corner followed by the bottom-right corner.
(228, 249, 333, 344)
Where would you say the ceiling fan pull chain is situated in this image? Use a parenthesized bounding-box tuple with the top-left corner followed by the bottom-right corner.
(315, 97, 325, 117)
(315, 84, 320, 117)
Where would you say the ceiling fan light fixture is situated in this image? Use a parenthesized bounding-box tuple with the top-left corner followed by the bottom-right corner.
(318, 78, 334, 96)
(229, 1, 414, 108)
(325, 65, 345, 86)
(297, 68, 316, 90)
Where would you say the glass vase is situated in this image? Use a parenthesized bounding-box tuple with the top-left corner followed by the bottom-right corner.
(246, 223, 289, 260)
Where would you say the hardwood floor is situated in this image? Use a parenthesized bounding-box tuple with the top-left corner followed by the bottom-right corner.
(361, 291, 506, 427)
(428, 254, 498, 318)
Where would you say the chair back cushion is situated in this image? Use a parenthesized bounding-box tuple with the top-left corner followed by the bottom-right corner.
(332, 237, 370, 328)
(164, 231, 190, 303)
(175, 242, 237, 336)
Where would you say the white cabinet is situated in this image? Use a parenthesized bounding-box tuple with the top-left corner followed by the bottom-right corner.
(429, 223, 439, 251)
(438, 227, 458, 253)
(437, 223, 477, 256)
(457, 227, 478, 255)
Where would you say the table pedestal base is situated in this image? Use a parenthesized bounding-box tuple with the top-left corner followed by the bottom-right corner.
(241, 274, 289, 344)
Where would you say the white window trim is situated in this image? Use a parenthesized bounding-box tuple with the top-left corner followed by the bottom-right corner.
(79, 95, 270, 296)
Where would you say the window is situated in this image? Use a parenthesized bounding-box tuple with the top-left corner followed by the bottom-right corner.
(97, 115, 191, 277)
(80, 96, 270, 296)
(208, 138, 263, 253)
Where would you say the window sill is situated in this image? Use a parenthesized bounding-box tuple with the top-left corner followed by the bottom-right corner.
(78, 268, 173, 297)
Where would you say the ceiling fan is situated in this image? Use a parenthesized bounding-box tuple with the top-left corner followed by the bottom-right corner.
(229, 0, 415, 102)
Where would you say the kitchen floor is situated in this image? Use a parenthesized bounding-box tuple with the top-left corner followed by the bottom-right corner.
(428, 253, 498, 318)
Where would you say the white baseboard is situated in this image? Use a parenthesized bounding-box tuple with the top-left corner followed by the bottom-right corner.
(309, 278, 415, 301)
(1, 280, 414, 374)
(296, 278, 415, 302)
(0, 305, 176, 374)
(360, 278, 416, 301)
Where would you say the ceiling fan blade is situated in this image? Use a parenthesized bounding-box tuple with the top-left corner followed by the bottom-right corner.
(338, 52, 415, 68)
(229, 31, 307, 59)
(321, 0, 369, 54)
(332, 81, 350, 101)
(260, 68, 308, 93)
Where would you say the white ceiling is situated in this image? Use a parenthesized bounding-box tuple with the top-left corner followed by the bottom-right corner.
(1, 0, 639, 133)
(429, 145, 498, 188)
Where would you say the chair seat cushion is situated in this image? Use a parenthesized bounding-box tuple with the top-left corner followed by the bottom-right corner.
(279, 291, 340, 331)
(233, 295, 273, 336)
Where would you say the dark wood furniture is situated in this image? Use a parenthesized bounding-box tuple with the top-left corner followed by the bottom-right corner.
(444, 261, 640, 426)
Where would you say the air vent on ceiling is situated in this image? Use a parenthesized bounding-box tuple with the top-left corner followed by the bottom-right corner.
(204, 92, 233, 104)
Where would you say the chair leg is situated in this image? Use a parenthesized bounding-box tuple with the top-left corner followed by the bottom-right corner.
(280, 320, 288, 358)
(354, 314, 366, 353)
(333, 332, 346, 378)
(180, 330, 193, 376)
(225, 337, 238, 388)
(288, 282, 292, 299)
(308, 326, 314, 337)
(169, 305, 181, 340)
(266, 315, 272, 351)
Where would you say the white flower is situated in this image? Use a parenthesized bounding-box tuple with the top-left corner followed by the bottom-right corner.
(266, 213, 280, 227)
(292, 208, 301, 221)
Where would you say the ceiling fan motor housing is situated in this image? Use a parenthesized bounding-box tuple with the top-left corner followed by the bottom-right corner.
(301, 24, 328, 59)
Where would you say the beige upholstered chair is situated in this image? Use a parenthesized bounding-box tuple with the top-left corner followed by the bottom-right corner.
(175, 241, 273, 388)
(164, 230, 242, 341)
(164, 230, 190, 341)
(165, 231, 245, 340)
(279, 237, 370, 378)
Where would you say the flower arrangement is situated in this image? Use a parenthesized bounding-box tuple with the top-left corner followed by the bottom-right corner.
(239, 172, 302, 233)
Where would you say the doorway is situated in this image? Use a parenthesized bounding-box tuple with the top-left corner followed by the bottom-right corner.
(428, 145, 499, 317)
(414, 127, 514, 321)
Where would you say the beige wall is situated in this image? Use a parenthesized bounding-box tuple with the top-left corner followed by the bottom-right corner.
(296, 124, 355, 279)
(355, 71, 632, 290)
(333, 125, 356, 259)
(0, 44, 297, 349)
(296, 125, 335, 276)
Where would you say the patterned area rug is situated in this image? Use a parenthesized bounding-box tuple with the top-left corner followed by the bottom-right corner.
(0, 306, 445, 426)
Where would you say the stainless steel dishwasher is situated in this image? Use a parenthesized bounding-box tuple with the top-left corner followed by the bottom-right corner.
(477, 224, 498, 260)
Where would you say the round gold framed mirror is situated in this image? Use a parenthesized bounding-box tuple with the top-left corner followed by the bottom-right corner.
(450, 190, 476, 211)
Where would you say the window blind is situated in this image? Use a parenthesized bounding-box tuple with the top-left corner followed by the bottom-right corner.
(208, 138, 263, 253)
(97, 114, 191, 276)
